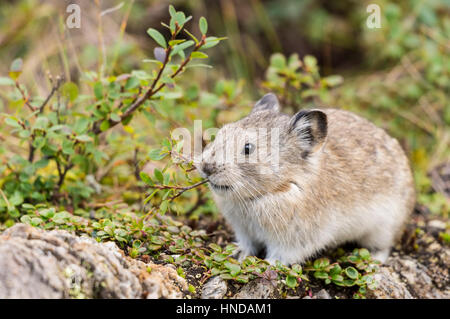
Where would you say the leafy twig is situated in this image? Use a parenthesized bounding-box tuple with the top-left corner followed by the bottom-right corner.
(38, 75, 64, 114)
(15, 81, 35, 112)
(91, 32, 206, 135)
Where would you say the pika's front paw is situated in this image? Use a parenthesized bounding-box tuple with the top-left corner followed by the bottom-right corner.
(371, 249, 390, 264)
(233, 245, 253, 262)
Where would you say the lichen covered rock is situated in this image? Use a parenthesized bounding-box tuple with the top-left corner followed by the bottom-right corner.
(0, 224, 187, 299)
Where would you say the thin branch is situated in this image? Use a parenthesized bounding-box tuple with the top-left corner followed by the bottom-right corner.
(167, 179, 209, 201)
(0, 189, 12, 211)
(57, 162, 74, 189)
(38, 75, 64, 114)
(133, 147, 140, 181)
(15, 81, 35, 112)
(91, 33, 206, 135)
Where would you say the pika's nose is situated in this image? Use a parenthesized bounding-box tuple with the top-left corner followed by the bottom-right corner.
(201, 163, 215, 177)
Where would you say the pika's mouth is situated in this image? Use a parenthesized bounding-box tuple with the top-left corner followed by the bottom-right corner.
(208, 182, 230, 191)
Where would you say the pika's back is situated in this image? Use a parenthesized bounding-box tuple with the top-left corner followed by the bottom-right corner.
(314, 108, 415, 215)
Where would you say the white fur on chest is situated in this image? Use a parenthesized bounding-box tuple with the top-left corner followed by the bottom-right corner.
(213, 184, 406, 264)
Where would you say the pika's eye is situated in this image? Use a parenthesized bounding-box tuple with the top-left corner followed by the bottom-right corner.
(243, 143, 255, 155)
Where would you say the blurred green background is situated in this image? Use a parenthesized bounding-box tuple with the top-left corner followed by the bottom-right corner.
(0, 0, 449, 217)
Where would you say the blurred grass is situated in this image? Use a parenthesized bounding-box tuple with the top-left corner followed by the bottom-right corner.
(0, 0, 448, 216)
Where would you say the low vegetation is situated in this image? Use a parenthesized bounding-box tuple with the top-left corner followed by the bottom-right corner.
(0, 1, 448, 299)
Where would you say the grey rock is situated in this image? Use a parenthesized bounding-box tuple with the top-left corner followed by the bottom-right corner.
(234, 279, 278, 299)
(0, 224, 187, 299)
(369, 254, 449, 299)
(369, 267, 413, 299)
(201, 276, 227, 299)
(315, 289, 331, 299)
(386, 255, 449, 299)
(428, 220, 446, 230)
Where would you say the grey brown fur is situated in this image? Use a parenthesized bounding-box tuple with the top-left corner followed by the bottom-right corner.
(199, 93, 415, 264)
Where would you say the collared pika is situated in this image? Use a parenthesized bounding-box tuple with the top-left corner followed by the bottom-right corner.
(199, 93, 415, 264)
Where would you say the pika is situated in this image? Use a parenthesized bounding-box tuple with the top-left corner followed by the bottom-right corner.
(199, 93, 415, 264)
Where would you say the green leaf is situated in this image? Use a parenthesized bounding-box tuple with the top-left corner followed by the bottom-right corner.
(236, 274, 249, 283)
(199, 17, 208, 34)
(191, 52, 208, 59)
(291, 264, 302, 274)
(20, 215, 31, 224)
(62, 139, 75, 155)
(224, 261, 241, 276)
(202, 36, 221, 49)
(21, 203, 35, 210)
(139, 172, 153, 185)
(75, 134, 92, 142)
(93, 82, 103, 100)
(124, 76, 140, 90)
(304, 55, 318, 71)
(208, 243, 222, 252)
(213, 253, 228, 262)
(143, 190, 158, 204)
(0, 77, 15, 86)
(39, 208, 55, 219)
(148, 149, 167, 161)
(271, 53, 286, 69)
(174, 12, 186, 27)
(343, 279, 356, 287)
(62, 82, 79, 101)
(184, 29, 199, 44)
(323, 75, 343, 87)
(359, 248, 371, 260)
(329, 264, 342, 276)
(168, 5, 176, 17)
(154, 168, 164, 183)
(220, 273, 233, 280)
(168, 39, 186, 46)
(170, 40, 195, 57)
(313, 271, 329, 280)
(9, 191, 24, 206)
(160, 200, 169, 214)
(286, 275, 298, 288)
(100, 120, 110, 131)
(313, 258, 329, 269)
(147, 28, 167, 48)
(34, 158, 49, 169)
(31, 217, 43, 226)
(5, 117, 21, 128)
(74, 118, 90, 134)
(345, 267, 359, 280)
(110, 113, 121, 122)
(331, 274, 344, 282)
(33, 116, 49, 130)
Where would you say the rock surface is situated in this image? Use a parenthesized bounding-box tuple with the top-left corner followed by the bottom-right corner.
(1, 213, 448, 299)
(367, 213, 449, 299)
(315, 289, 332, 299)
(201, 276, 228, 299)
(369, 253, 449, 299)
(233, 278, 278, 299)
(0, 224, 187, 299)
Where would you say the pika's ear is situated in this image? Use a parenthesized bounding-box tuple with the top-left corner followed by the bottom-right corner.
(251, 93, 280, 114)
(288, 110, 327, 151)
